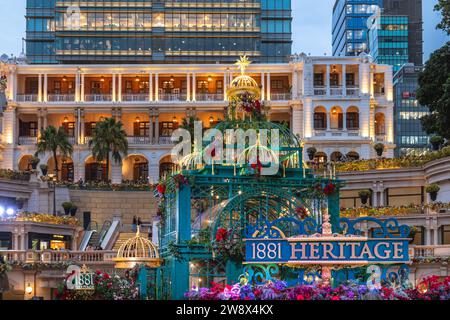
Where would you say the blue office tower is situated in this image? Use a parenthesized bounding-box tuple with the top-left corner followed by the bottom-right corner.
(332, 0, 382, 57)
(25, 0, 292, 64)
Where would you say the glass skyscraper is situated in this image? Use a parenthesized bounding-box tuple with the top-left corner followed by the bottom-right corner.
(332, 0, 422, 67)
(368, 15, 409, 72)
(25, 0, 292, 64)
(332, 0, 382, 57)
(393, 64, 429, 157)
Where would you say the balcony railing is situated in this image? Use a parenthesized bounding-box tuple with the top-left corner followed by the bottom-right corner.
(313, 86, 326, 96)
(128, 136, 151, 145)
(85, 94, 112, 102)
(312, 130, 361, 138)
(159, 136, 174, 145)
(18, 136, 37, 145)
(16, 94, 38, 102)
(159, 93, 185, 101)
(330, 86, 343, 96)
(196, 93, 224, 101)
(122, 94, 149, 102)
(412, 245, 450, 258)
(0, 249, 116, 265)
(47, 94, 75, 102)
(346, 86, 359, 96)
(270, 93, 292, 101)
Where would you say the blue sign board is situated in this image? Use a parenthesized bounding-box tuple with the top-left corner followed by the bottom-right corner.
(244, 238, 410, 264)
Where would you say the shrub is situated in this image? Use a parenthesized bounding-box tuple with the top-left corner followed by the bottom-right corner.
(425, 184, 440, 194)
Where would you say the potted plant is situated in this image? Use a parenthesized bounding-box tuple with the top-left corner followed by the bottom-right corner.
(358, 190, 371, 206)
(62, 202, 73, 215)
(426, 184, 440, 201)
(373, 143, 385, 157)
(29, 156, 40, 170)
(40, 164, 48, 176)
(430, 136, 444, 151)
(70, 204, 78, 217)
(306, 147, 317, 161)
(408, 226, 419, 244)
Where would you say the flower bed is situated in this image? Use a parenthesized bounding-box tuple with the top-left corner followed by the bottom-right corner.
(334, 147, 450, 173)
(64, 181, 153, 191)
(340, 203, 450, 218)
(0, 169, 31, 181)
(185, 277, 450, 300)
(1, 212, 79, 226)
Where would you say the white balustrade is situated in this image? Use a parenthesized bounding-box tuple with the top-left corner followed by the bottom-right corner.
(16, 94, 38, 102)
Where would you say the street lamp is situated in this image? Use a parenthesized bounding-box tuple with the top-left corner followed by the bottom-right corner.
(48, 173, 57, 216)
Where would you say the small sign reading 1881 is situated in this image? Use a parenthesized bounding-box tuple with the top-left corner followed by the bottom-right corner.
(244, 238, 410, 264)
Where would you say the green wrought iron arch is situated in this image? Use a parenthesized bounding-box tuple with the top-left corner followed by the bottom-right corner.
(210, 185, 318, 242)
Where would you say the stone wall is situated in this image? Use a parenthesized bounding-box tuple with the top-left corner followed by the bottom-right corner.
(69, 189, 158, 231)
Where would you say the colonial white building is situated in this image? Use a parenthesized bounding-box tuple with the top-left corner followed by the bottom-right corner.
(0, 54, 394, 183)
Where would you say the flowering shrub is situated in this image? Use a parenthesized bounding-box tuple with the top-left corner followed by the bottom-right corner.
(1, 212, 79, 226)
(185, 277, 450, 300)
(0, 169, 31, 181)
(323, 182, 336, 196)
(340, 203, 450, 218)
(56, 270, 140, 300)
(213, 228, 245, 262)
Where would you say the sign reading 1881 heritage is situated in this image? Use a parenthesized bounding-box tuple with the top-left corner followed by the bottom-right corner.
(244, 237, 410, 265)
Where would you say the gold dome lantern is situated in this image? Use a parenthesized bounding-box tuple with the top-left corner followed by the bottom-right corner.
(227, 55, 261, 100)
(113, 227, 162, 269)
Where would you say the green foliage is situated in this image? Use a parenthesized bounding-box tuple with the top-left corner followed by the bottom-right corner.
(0, 169, 31, 181)
(62, 202, 74, 211)
(89, 118, 129, 181)
(430, 135, 444, 144)
(29, 156, 40, 166)
(425, 184, 441, 194)
(435, 0, 450, 35)
(373, 143, 385, 152)
(417, 42, 450, 138)
(35, 126, 73, 180)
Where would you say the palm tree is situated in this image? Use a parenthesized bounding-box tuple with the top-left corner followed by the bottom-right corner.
(35, 126, 74, 180)
(89, 117, 128, 181)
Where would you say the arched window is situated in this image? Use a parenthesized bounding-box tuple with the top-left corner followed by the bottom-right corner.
(346, 106, 360, 130)
(375, 113, 386, 135)
(346, 151, 360, 161)
(330, 152, 343, 162)
(330, 106, 343, 130)
(314, 152, 328, 164)
(313, 106, 327, 130)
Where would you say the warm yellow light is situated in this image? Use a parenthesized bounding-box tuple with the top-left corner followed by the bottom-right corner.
(172, 116, 178, 123)
(25, 284, 33, 294)
(209, 116, 214, 123)
(208, 75, 213, 82)
(63, 117, 69, 123)
(135, 117, 140, 123)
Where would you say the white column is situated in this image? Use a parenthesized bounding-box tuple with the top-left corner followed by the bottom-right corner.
(192, 73, 196, 101)
(433, 227, 439, 245)
(37, 109, 42, 134)
(425, 227, 431, 245)
(80, 73, 85, 102)
(342, 64, 347, 96)
(80, 110, 85, 144)
(304, 98, 313, 138)
(75, 73, 80, 102)
(154, 73, 159, 101)
(149, 73, 153, 101)
(149, 111, 154, 143)
(38, 74, 42, 102)
(326, 64, 330, 96)
(118, 74, 122, 102)
(155, 113, 159, 144)
(112, 74, 116, 102)
(379, 188, 385, 207)
(186, 73, 190, 101)
(266, 72, 271, 101)
(260, 72, 265, 101)
(43, 74, 48, 102)
(43, 109, 48, 129)
(111, 162, 122, 184)
(292, 69, 298, 99)
(291, 104, 302, 137)
(223, 72, 227, 101)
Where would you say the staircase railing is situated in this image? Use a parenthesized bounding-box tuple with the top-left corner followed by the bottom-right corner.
(98, 220, 112, 246)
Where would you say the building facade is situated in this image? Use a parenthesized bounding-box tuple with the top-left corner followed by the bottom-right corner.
(332, 0, 423, 67)
(0, 54, 394, 183)
(25, 0, 292, 65)
(393, 63, 429, 156)
(332, 0, 382, 57)
(368, 14, 409, 73)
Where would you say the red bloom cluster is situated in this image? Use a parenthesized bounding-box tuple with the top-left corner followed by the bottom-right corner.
(250, 159, 263, 176)
(215, 228, 228, 242)
(323, 183, 336, 196)
(156, 184, 166, 196)
(172, 174, 189, 189)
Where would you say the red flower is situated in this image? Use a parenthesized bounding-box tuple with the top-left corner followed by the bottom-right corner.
(156, 184, 166, 196)
(215, 228, 228, 242)
(331, 296, 340, 300)
(323, 183, 336, 196)
(296, 294, 305, 300)
(295, 207, 309, 219)
(254, 100, 261, 110)
(251, 159, 263, 175)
